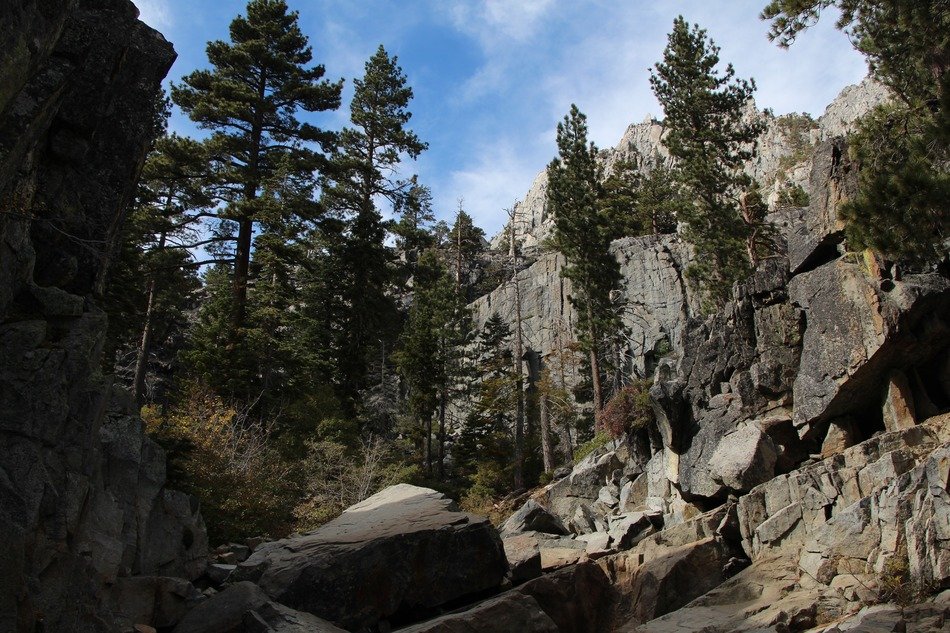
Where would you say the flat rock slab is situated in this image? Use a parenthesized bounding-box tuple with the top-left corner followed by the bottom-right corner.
(172, 582, 345, 633)
(396, 593, 558, 633)
(234, 484, 507, 631)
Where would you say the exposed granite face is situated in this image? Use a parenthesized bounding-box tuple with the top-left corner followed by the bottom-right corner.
(490, 79, 890, 257)
(0, 2, 208, 632)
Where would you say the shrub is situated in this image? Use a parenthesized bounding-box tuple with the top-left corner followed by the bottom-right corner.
(292, 435, 416, 531)
(600, 380, 654, 439)
(142, 385, 299, 543)
(573, 431, 611, 463)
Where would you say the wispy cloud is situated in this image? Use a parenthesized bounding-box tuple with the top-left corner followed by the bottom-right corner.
(133, 0, 173, 29)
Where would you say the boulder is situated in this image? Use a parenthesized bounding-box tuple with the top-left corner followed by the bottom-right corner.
(608, 512, 656, 550)
(535, 449, 623, 521)
(503, 533, 542, 584)
(396, 593, 558, 633)
(516, 562, 614, 633)
(500, 499, 568, 537)
(609, 537, 734, 627)
(708, 425, 777, 492)
(172, 582, 345, 633)
(233, 484, 507, 631)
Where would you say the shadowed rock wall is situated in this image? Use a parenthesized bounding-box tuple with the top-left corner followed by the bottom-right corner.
(0, 2, 207, 631)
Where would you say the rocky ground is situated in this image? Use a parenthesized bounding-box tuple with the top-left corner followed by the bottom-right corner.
(1, 1, 947, 632)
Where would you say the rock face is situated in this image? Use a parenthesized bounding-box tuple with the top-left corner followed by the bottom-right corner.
(234, 484, 508, 631)
(0, 2, 209, 632)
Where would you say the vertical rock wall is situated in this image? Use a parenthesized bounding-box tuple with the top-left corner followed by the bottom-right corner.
(0, 2, 207, 631)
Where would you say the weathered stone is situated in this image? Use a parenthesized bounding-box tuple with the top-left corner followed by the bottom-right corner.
(822, 417, 858, 458)
(172, 582, 345, 633)
(540, 546, 588, 571)
(233, 484, 507, 631)
(535, 448, 623, 522)
(610, 537, 734, 627)
(516, 563, 614, 633)
(500, 498, 568, 537)
(882, 371, 917, 432)
(577, 532, 613, 560)
(108, 576, 202, 631)
(397, 593, 558, 633)
(709, 425, 778, 492)
(609, 512, 656, 550)
(503, 533, 542, 584)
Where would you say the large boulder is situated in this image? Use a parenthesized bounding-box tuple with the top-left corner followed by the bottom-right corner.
(516, 562, 614, 633)
(233, 484, 508, 631)
(500, 499, 568, 536)
(708, 425, 777, 492)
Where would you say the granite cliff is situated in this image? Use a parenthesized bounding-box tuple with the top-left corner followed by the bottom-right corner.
(0, 2, 206, 631)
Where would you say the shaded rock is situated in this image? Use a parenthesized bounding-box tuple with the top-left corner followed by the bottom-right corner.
(172, 582, 345, 633)
(608, 512, 656, 550)
(500, 499, 568, 537)
(207, 563, 236, 585)
(610, 537, 734, 627)
(708, 425, 777, 492)
(788, 258, 950, 439)
(516, 562, 615, 633)
(397, 593, 558, 633)
(233, 484, 507, 631)
(577, 532, 613, 560)
(0, 2, 210, 630)
(108, 576, 202, 631)
(503, 533, 542, 584)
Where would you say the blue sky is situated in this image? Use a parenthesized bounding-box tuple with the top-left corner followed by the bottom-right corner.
(133, 0, 867, 237)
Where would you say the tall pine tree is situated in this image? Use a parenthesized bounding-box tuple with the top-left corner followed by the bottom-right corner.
(171, 0, 342, 353)
(546, 105, 623, 427)
(650, 17, 766, 307)
(323, 45, 427, 410)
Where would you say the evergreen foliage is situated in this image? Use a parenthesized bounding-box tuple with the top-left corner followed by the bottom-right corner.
(546, 105, 624, 422)
(651, 17, 766, 307)
(322, 45, 427, 410)
(171, 0, 342, 382)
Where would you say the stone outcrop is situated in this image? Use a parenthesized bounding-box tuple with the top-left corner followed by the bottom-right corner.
(233, 484, 508, 631)
(0, 2, 210, 632)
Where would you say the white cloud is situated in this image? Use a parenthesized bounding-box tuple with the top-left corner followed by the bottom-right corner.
(437, 139, 544, 235)
(133, 0, 172, 29)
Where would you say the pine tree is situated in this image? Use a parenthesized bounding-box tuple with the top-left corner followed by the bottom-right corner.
(394, 250, 467, 478)
(650, 17, 766, 307)
(448, 203, 486, 300)
(635, 164, 683, 236)
(324, 45, 427, 410)
(105, 133, 211, 405)
(762, 1, 949, 264)
(171, 0, 342, 338)
(546, 105, 623, 426)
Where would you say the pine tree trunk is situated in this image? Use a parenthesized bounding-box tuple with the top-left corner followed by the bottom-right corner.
(232, 217, 253, 330)
(438, 383, 447, 481)
(587, 305, 604, 431)
(510, 213, 525, 490)
(132, 231, 166, 406)
(539, 390, 554, 472)
(425, 414, 433, 477)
